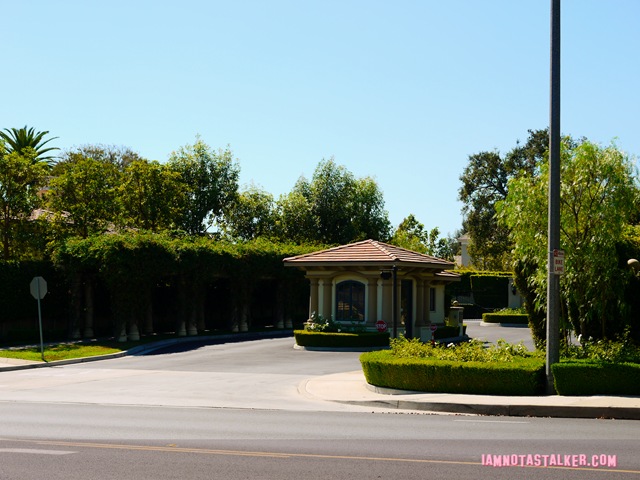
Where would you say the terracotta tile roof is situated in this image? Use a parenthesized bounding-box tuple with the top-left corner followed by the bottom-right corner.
(284, 239, 455, 269)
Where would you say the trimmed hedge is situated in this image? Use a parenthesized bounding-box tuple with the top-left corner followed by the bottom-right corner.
(294, 330, 390, 348)
(433, 325, 467, 340)
(482, 313, 528, 324)
(360, 350, 545, 395)
(470, 274, 510, 309)
(552, 361, 640, 396)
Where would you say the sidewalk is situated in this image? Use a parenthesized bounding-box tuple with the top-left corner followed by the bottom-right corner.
(302, 370, 640, 420)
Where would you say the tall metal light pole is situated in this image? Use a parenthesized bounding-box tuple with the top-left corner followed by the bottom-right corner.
(392, 264, 398, 339)
(546, 0, 561, 394)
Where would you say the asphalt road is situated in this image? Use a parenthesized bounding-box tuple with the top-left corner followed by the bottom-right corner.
(1, 325, 638, 479)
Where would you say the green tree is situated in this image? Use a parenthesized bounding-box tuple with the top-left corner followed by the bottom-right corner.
(118, 159, 186, 232)
(390, 214, 430, 253)
(274, 187, 315, 244)
(308, 158, 357, 244)
(390, 214, 456, 259)
(0, 126, 59, 167)
(0, 145, 48, 259)
(219, 185, 276, 240)
(62, 144, 142, 170)
(47, 151, 122, 238)
(277, 158, 390, 244)
(168, 138, 239, 234)
(459, 129, 548, 269)
(351, 177, 391, 242)
(497, 139, 639, 340)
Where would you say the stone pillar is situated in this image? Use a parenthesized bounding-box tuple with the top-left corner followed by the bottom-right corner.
(239, 303, 249, 332)
(70, 273, 83, 339)
(143, 303, 154, 335)
(381, 277, 392, 323)
(230, 306, 239, 332)
(178, 321, 187, 336)
(83, 280, 95, 338)
(187, 316, 198, 336)
(308, 278, 319, 319)
(187, 296, 199, 335)
(377, 279, 383, 320)
(275, 281, 285, 329)
(367, 277, 378, 326)
(418, 280, 433, 342)
(394, 279, 402, 337)
(118, 325, 128, 342)
(322, 279, 333, 319)
(415, 279, 425, 327)
(128, 322, 140, 341)
(197, 289, 206, 333)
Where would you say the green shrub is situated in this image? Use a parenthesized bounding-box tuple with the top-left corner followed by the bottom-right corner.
(470, 274, 510, 310)
(457, 303, 487, 319)
(432, 325, 467, 339)
(294, 330, 390, 348)
(561, 328, 640, 363)
(304, 312, 368, 333)
(360, 350, 545, 395)
(390, 336, 535, 362)
(552, 361, 640, 396)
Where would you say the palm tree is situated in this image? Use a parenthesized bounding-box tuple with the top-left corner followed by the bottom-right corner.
(0, 126, 59, 167)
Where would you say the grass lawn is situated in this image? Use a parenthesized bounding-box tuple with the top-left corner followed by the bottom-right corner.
(0, 342, 126, 362)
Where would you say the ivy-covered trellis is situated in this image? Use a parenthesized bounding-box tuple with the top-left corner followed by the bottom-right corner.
(44, 233, 318, 342)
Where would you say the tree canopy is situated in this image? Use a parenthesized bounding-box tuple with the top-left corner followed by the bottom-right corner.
(118, 159, 186, 232)
(389, 213, 457, 260)
(276, 158, 391, 245)
(167, 138, 239, 235)
(0, 145, 48, 259)
(459, 129, 548, 269)
(219, 184, 276, 240)
(0, 126, 59, 167)
(0, 127, 449, 262)
(497, 139, 640, 340)
(47, 151, 121, 238)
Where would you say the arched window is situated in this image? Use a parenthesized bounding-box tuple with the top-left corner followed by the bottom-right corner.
(336, 280, 365, 321)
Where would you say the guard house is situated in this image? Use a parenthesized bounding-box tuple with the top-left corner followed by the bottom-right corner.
(283, 239, 460, 340)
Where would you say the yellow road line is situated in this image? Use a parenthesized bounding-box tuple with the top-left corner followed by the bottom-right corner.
(6, 439, 639, 475)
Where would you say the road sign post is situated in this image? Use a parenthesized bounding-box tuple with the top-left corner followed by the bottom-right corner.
(30, 277, 47, 361)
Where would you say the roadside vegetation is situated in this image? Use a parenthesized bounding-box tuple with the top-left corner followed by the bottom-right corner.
(0, 342, 124, 362)
(2, 125, 640, 398)
(361, 334, 640, 396)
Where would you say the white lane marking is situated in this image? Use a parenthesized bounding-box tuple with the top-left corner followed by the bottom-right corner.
(453, 420, 529, 424)
(0, 448, 76, 455)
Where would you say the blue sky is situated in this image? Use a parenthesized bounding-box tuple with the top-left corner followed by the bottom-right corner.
(4, 0, 639, 237)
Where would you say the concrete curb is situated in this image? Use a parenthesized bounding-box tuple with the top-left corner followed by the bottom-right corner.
(333, 397, 640, 420)
(301, 371, 640, 421)
(480, 321, 529, 328)
(293, 344, 389, 352)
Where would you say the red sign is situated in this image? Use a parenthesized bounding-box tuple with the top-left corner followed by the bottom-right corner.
(375, 320, 387, 333)
(553, 249, 565, 275)
(430, 325, 438, 332)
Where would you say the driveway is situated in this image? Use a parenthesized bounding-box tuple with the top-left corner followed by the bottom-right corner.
(0, 324, 534, 412)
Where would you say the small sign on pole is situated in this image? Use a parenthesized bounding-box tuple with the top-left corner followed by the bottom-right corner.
(375, 320, 387, 333)
(553, 249, 565, 275)
(30, 277, 47, 361)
